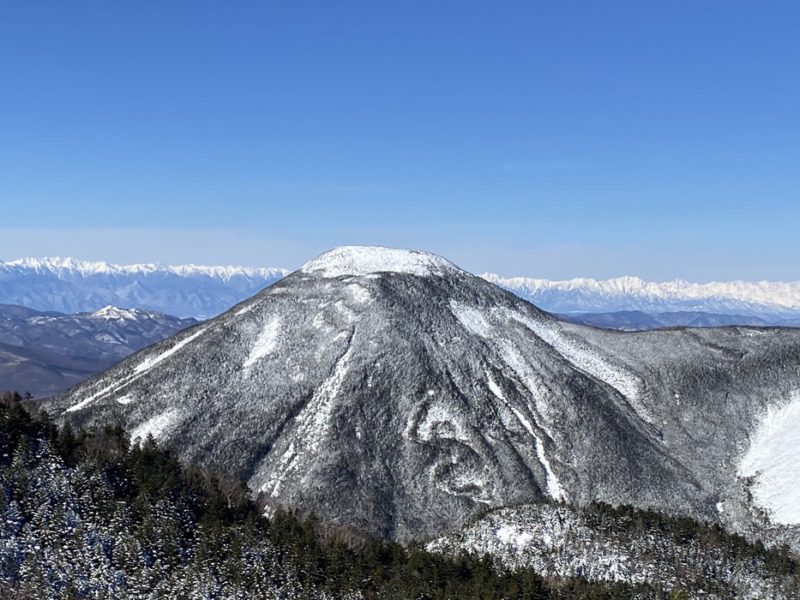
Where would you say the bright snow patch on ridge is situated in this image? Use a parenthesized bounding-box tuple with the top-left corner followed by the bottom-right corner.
(91, 305, 141, 320)
(133, 327, 207, 374)
(66, 382, 122, 413)
(739, 392, 800, 524)
(300, 246, 461, 278)
(66, 327, 207, 412)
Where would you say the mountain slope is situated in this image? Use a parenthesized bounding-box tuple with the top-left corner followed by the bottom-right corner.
(0, 257, 288, 318)
(0, 304, 197, 397)
(43, 247, 800, 546)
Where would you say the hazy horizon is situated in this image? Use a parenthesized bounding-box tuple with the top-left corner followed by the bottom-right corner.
(3, 3, 798, 282)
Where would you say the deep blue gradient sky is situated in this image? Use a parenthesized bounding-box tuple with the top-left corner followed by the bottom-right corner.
(2, 1, 798, 279)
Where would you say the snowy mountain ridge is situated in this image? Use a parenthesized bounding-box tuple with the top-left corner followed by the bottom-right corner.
(482, 273, 800, 317)
(0, 257, 288, 318)
(2, 256, 288, 281)
(5, 255, 800, 321)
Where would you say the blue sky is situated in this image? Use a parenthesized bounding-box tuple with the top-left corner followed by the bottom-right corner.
(1, 1, 798, 280)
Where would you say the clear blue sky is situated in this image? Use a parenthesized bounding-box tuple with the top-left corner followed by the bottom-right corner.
(2, 1, 798, 280)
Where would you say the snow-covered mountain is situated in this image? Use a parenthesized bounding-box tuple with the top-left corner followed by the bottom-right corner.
(0, 257, 288, 319)
(43, 246, 800, 550)
(483, 273, 800, 320)
(0, 304, 197, 397)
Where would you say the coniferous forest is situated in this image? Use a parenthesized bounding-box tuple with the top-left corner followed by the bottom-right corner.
(0, 390, 796, 599)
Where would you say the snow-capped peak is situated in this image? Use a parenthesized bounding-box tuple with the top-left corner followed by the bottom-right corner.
(90, 305, 142, 320)
(300, 246, 463, 278)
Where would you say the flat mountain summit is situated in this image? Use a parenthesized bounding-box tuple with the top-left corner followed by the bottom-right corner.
(44, 246, 800, 545)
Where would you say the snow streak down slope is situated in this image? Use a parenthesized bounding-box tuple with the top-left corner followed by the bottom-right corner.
(44, 247, 800, 544)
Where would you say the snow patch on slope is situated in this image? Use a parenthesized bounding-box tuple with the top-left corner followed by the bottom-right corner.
(65, 382, 124, 413)
(300, 246, 461, 278)
(739, 392, 800, 524)
(131, 409, 181, 442)
(496, 525, 534, 553)
(451, 303, 493, 337)
(243, 317, 281, 369)
(516, 408, 566, 501)
(345, 283, 373, 304)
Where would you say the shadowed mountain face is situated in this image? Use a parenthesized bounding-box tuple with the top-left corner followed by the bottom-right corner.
(43, 247, 800, 544)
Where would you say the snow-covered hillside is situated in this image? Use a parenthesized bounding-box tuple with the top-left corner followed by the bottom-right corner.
(42, 246, 800, 550)
(0, 257, 288, 318)
(429, 503, 799, 599)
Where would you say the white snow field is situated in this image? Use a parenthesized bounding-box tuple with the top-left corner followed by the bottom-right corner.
(300, 246, 463, 278)
(739, 391, 800, 524)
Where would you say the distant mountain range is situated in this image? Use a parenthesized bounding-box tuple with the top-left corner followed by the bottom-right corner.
(3, 257, 800, 326)
(0, 257, 287, 319)
(558, 310, 800, 331)
(483, 273, 800, 322)
(0, 304, 196, 397)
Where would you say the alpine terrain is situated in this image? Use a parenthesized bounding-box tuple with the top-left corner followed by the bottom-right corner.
(483, 273, 800, 322)
(0, 304, 197, 397)
(0, 257, 288, 318)
(43, 246, 800, 553)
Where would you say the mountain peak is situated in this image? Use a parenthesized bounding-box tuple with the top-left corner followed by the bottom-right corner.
(299, 245, 462, 278)
(90, 305, 143, 320)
